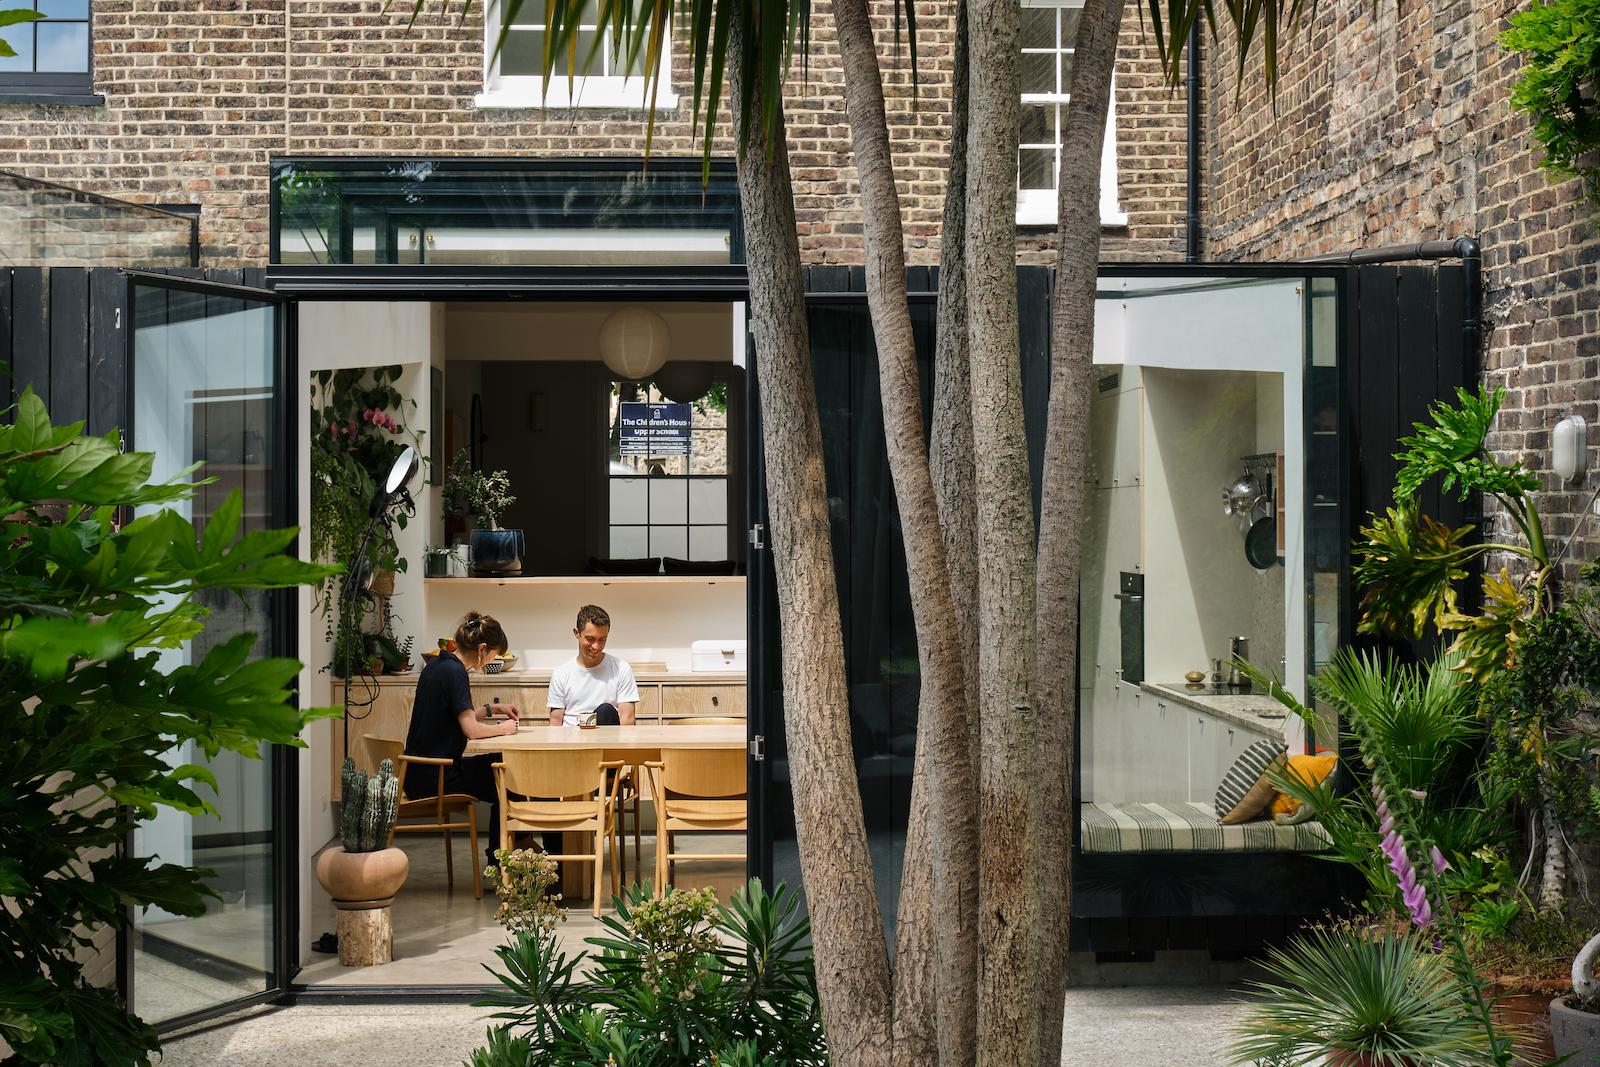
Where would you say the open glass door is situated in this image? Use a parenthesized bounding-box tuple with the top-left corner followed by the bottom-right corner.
(123, 273, 297, 1029)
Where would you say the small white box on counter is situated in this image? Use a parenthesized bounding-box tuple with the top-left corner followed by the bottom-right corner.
(691, 639, 747, 672)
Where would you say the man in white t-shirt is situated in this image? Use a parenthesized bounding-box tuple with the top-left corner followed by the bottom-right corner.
(548, 604, 639, 726)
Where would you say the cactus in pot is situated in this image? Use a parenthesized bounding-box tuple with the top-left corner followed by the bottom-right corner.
(316, 756, 409, 935)
(337, 757, 399, 852)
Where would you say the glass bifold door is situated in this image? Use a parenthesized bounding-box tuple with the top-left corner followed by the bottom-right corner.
(124, 275, 294, 1029)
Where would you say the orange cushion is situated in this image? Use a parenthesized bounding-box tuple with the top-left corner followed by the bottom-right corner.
(1270, 753, 1338, 817)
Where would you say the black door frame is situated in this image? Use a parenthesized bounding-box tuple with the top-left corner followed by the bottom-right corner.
(117, 269, 302, 1034)
(265, 265, 769, 1001)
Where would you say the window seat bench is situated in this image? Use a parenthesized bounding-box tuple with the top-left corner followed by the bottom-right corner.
(1080, 801, 1331, 854)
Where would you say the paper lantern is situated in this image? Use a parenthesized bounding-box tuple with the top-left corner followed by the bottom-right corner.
(652, 360, 715, 403)
(599, 306, 672, 380)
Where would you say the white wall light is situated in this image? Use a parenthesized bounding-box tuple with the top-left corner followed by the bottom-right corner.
(599, 306, 672, 380)
(1554, 414, 1587, 484)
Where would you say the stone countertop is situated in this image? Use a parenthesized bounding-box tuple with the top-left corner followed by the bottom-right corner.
(1140, 682, 1289, 738)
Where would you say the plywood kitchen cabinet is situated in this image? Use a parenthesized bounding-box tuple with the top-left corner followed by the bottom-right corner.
(331, 670, 746, 797)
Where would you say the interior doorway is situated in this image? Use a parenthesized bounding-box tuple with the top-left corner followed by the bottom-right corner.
(293, 295, 753, 989)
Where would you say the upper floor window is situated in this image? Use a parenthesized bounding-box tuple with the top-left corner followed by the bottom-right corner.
(1017, 0, 1125, 227)
(0, 0, 96, 103)
(475, 0, 676, 110)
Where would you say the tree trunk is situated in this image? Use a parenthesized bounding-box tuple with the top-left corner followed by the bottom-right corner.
(1035, 0, 1128, 1057)
(965, 0, 1042, 1058)
(827, 0, 978, 1060)
(727, 17, 893, 1066)
(932, 0, 980, 786)
(1540, 790, 1567, 911)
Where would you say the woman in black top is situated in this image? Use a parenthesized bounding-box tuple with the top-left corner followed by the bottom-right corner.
(403, 611, 521, 870)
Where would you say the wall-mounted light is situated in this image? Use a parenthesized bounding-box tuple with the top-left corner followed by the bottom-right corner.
(599, 305, 671, 380)
(1554, 414, 1587, 484)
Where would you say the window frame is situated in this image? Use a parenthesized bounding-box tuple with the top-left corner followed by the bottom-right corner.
(0, 0, 99, 105)
(1015, 0, 1125, 229)
(605, 378, 732, 564)
(475, 0, 677, 110)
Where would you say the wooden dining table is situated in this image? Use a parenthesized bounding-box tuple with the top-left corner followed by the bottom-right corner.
(463, 723, 746, 898)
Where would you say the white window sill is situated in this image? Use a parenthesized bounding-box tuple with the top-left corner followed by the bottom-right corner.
(1016, 207, 1131, 229)
(474, 86, 680, 111)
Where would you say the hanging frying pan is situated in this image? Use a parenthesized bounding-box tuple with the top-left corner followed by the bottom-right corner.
(1245, 512, 1277, 570)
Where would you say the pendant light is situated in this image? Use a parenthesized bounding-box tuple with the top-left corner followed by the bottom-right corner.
(599, 305, 672, 380)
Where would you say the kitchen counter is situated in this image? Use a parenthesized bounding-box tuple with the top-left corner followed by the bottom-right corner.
(1140, 681, 1289, 738)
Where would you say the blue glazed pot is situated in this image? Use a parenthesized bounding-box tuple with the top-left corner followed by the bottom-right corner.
(469, 528, 524, 576)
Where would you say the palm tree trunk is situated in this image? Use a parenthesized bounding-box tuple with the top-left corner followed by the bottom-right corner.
(965, 0, 1042, 1058)
(1035, 0, 1127, 1057)
(1540, 790, 1567, 911)
(727, 17, 893, 1065)
(827, 0, 978, 1059)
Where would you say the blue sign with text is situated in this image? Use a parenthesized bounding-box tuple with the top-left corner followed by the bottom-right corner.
(619, 402, 692, 457)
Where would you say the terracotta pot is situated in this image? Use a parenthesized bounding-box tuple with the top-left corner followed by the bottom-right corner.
(1487, 977, 1567, 1064)
(1551, 997, 1600, 1064)
(368, 567, 396, 598)
(313, 845, 409, 909)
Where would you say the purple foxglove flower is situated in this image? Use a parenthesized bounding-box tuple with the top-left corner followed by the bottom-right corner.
(1431, 846, 1449, 873)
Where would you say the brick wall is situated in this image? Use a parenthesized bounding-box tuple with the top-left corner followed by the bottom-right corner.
(1, 1, 1188, 267)
(1203, 0, 1600, 560)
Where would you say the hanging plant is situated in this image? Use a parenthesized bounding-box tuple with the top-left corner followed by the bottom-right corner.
(310, 366, 424, 673)
(1503, 0, 1600, 208)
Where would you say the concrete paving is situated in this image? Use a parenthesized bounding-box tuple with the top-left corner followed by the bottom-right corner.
(156, 986, 1256, 1066)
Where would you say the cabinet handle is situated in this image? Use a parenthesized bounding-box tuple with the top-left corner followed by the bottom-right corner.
(711, 695, 719, 706)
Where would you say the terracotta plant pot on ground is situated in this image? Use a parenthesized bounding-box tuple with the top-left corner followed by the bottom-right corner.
(313, 845, 410, 966)
(1552, 997, 1600, 1064)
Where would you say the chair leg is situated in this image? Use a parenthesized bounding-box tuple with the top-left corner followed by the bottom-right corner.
(609, 811, 620, 903)
(443, 827, 454, 888)
(593, 829, 603, 919)
(632, 794, 641, 867)
(468, 804, 482, 900)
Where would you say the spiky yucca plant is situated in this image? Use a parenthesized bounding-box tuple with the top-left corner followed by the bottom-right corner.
(1229, 924, 1496, 1067)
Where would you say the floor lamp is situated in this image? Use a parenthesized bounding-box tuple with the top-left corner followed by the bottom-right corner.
(340, 445, 420, 762)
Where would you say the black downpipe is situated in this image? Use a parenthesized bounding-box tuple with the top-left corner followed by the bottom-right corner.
(1184, 20, 1201, 263)
(1300, 236, 1484, 360)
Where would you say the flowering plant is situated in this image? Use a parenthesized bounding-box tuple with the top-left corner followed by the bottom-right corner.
(309, 366, 423, 672)
(484, 847, 565, 939)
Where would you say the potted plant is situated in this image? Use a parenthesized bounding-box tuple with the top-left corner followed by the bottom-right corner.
(441, 447, 521, 576)
(1229, 922, 1496, 1066)
(310, 366, 423, 672)
(315, 757, 408, 965)
(1554, 932, 1600, 1060)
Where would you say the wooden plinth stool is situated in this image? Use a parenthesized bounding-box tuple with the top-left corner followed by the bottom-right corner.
(314, 845, 410, 966)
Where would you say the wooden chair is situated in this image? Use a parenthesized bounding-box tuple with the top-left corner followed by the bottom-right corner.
(493, 749, 623, 917)
(362, 736, 481, 899)
(646, 748, 747, 894)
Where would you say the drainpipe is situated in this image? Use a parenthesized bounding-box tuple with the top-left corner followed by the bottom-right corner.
(1299, 236, 1484, 361)
(1184, 20, 1201, 263)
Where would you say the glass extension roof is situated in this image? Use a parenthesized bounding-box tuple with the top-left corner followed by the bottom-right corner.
(270, 159, 743, 267)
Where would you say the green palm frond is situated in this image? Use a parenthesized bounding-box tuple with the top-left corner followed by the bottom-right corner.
(1311, 649, 1479, 796)
(1230, 925, 1494, 1066)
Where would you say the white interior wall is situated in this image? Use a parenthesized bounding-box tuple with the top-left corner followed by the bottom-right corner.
(298, 301, 437, 960)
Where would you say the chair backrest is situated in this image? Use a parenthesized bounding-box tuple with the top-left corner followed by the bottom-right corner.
(497, 748, 604, 800)
(669, 716, 743, 725)
(660, 748, 745, 799)
(363, 735, 405, 770)
(362, 735, 409, 798)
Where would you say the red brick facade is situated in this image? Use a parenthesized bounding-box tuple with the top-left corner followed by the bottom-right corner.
(1201, 0, 1600, 550)
(0, 1, 1190, 267)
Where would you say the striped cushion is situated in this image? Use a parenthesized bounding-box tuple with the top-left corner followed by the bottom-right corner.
(1080, 801, 1331, 854)
(1214, 738, 1287, 821)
